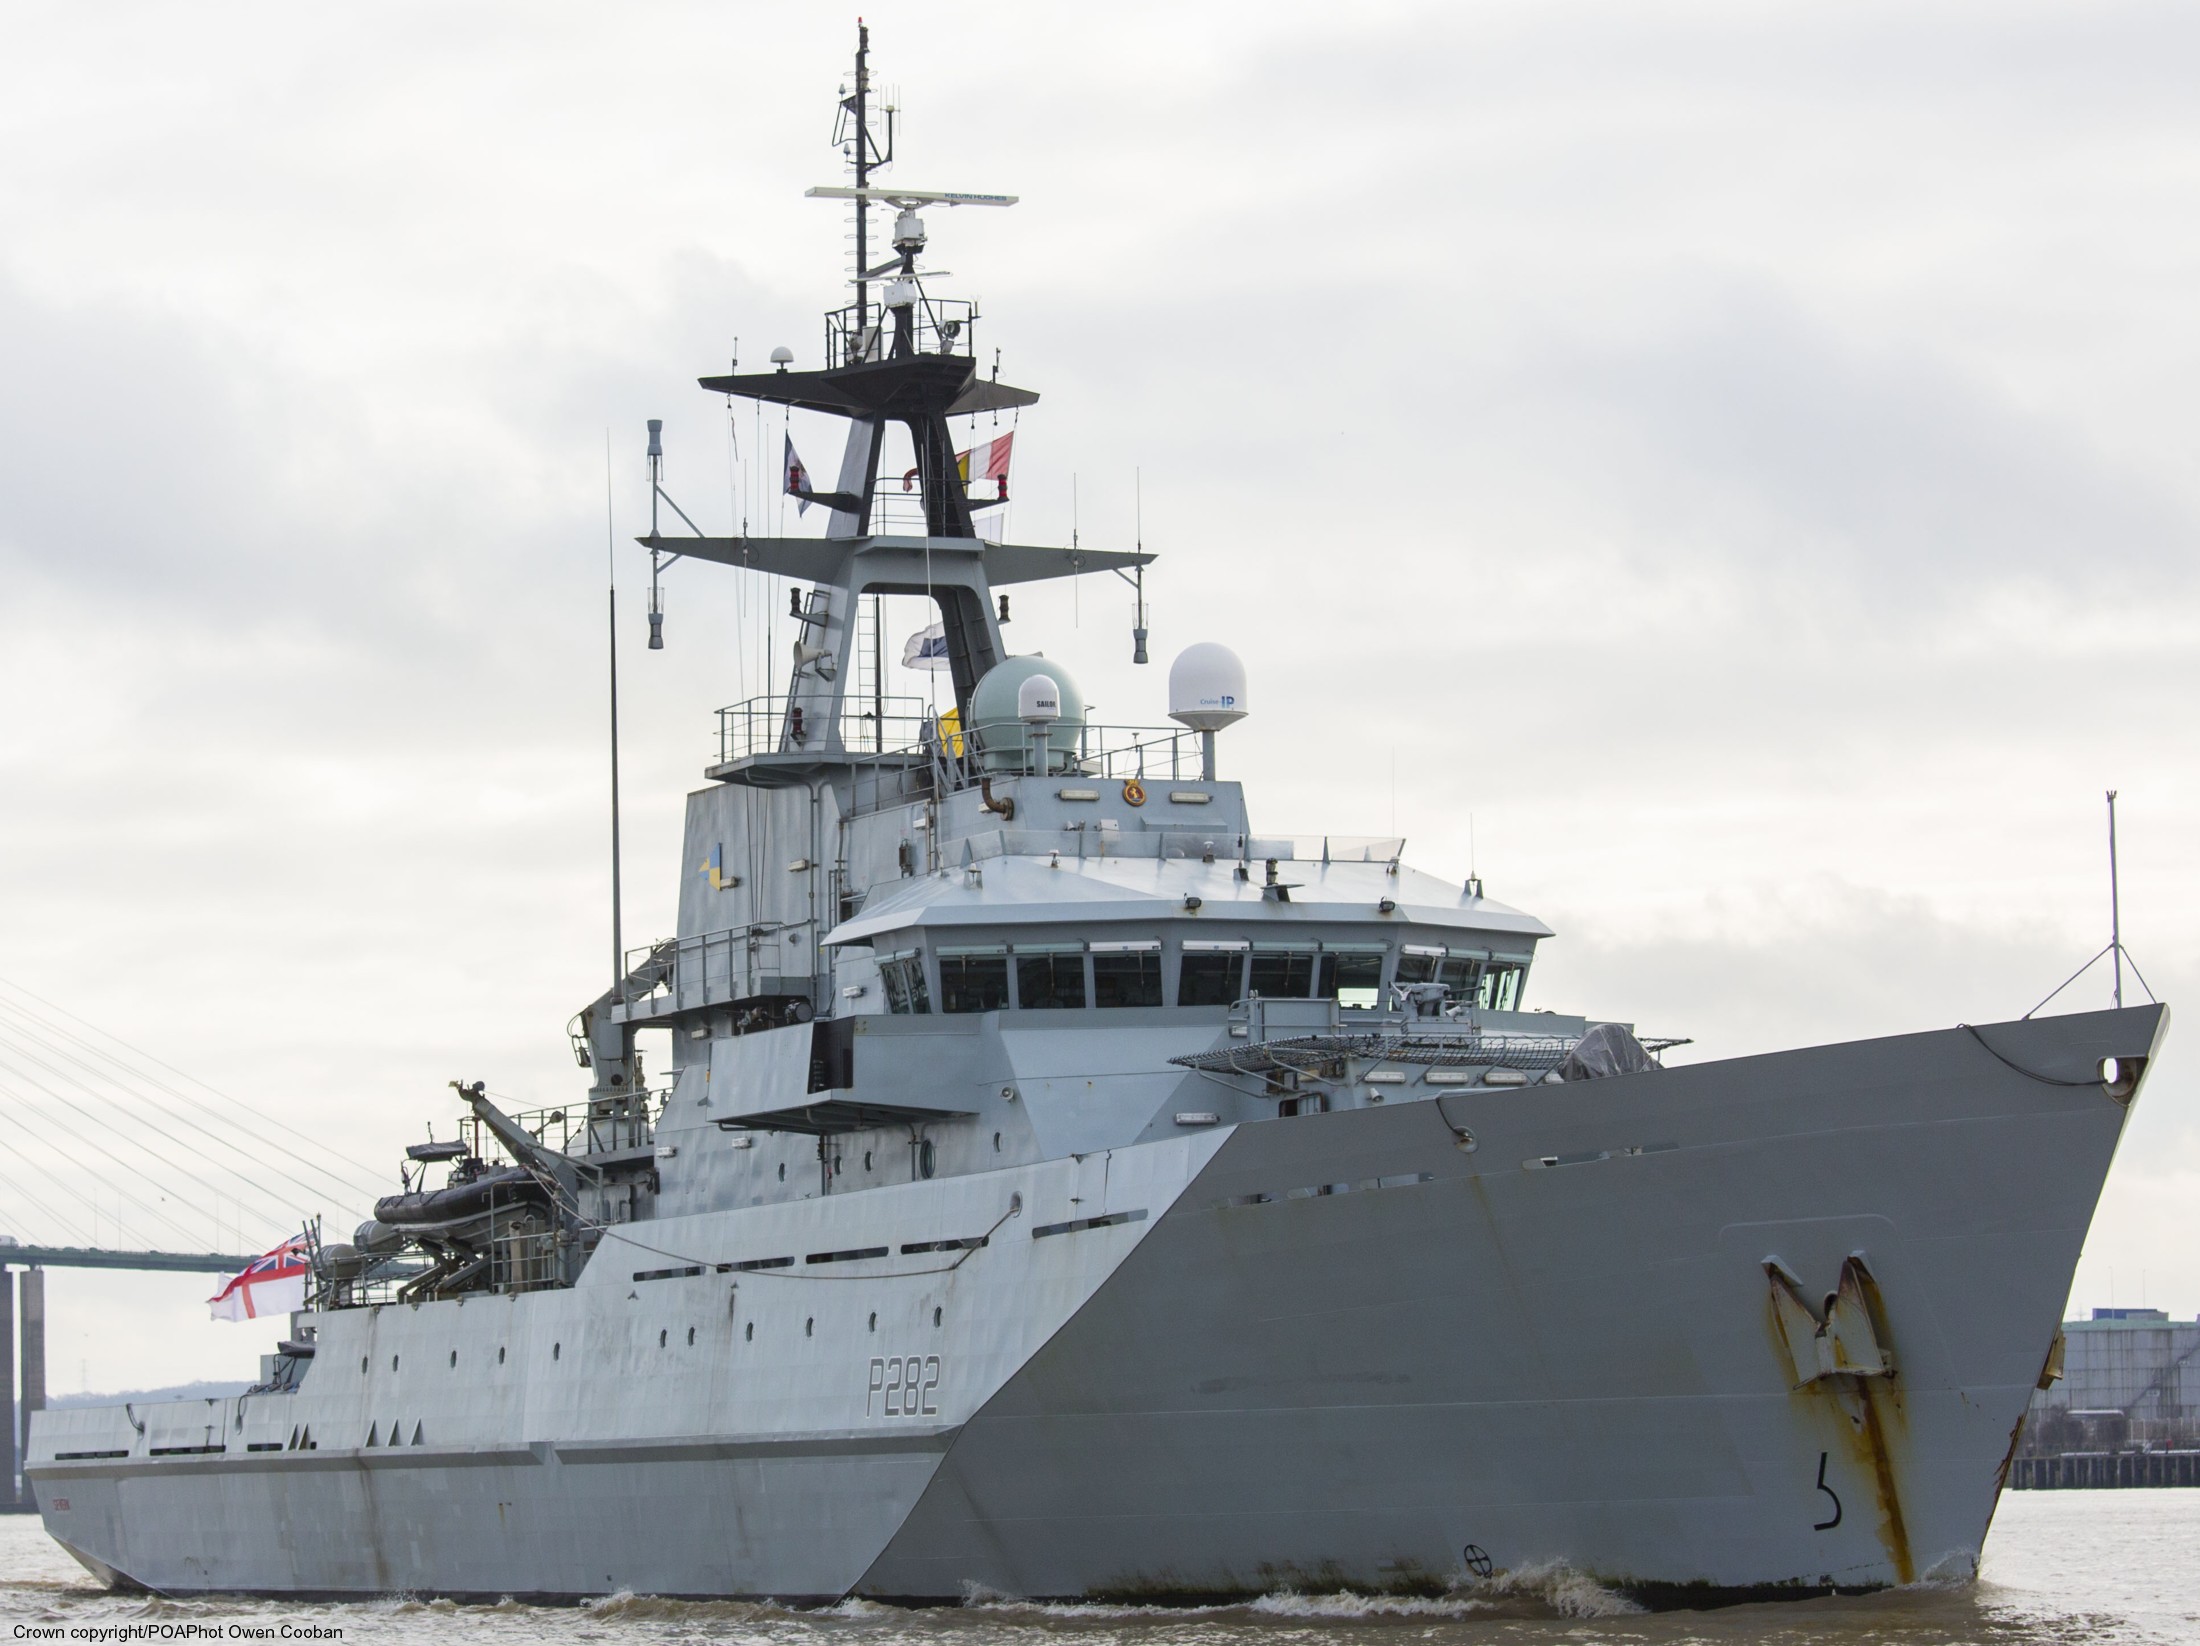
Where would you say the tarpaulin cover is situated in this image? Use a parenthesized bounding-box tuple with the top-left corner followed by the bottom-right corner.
(1557, 1021, 1658, 1082)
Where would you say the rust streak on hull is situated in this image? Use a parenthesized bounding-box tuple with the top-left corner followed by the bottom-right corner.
(1848, 1382, 1914, 1585)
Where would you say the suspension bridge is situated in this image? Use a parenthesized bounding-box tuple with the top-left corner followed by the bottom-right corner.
(0, 978, 395, 1511)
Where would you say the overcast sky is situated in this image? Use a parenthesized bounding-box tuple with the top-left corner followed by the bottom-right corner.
(1, 1, 2193, 1394)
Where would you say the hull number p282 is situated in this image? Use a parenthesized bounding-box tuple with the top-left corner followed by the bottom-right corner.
(868, 1355, 942, 1416)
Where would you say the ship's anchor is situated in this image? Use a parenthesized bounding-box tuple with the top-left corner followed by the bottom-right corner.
(1765, 1255, 1896, 1387)
(1767, 1258, 1893, 1536)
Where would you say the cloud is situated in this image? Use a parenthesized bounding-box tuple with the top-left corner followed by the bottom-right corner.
(1499, 283, 2199, 607)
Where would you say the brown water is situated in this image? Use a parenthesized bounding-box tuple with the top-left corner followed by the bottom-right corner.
(3, 1493, 2196, 1645)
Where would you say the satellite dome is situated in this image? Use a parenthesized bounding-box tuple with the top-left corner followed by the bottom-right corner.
(1017, 673, 1062, 723)
(1168, 642, 1248, 733)
(969, 657, 1086, 773)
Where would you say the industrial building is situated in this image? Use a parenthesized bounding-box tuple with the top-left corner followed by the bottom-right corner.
(2013, 1308, 2200, 1487)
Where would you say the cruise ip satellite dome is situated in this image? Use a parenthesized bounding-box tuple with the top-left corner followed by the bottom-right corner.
(1167, 642, 1248, 733)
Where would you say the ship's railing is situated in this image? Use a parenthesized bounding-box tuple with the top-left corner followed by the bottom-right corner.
(718, 693, 939, 764)
(1054, 724, 1206, 782)
(313, 1256, 432, 1311)
(824, 294, 980, 370)
(489, 1226, 562, 1294)
(952, 830, 1404, 865)
(957, 828, 1283, 863)
(1266, 835, 1406, 864)
(714, 692, 1208, 788)
(619, 925, 818, 1020)
(450, 1101, 658, 1167)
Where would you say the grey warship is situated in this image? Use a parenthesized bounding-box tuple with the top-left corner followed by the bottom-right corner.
(28, 27, 2170, 1607)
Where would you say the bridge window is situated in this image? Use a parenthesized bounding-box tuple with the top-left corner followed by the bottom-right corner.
(1178, 941, 1247, 1007)
(1016, 945, 1088, 1010)
(1092, 942, 1163, 1008)
(1249, 943, 1317, 999)
(1439, 954, 1484, 999)
(879, 950, 929, 1015)
(1317, 945, 1387, 1009)
(1480, 959, 1528, 1011)
(938, 946, 1009, 1013)
(1395, 945, 1521, 1007)
(1396, 945, 1443, 985)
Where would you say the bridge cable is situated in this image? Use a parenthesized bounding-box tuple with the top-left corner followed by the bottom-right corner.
(0, 978, 385, 1194)
(0, 1155, 98, 1247)
(0, 1032, 339, 1231)
(0, 1065, 274, 1250)
(0, 1002, 375, 1216)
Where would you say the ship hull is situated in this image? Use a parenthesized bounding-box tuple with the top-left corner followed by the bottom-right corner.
(868, 1005, 2164, 1602)
(31, 1007, 2163, 1606)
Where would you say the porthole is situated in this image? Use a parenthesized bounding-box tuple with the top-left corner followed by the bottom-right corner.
(659, 1329, 667, 1348)
(449, 1350, 457, 1368)
(864, 1150, 873, 1171)
(805, 1317, 814, 1337)
(933, 1306, 942, 1328)
(868, 1312, 877, 1332)
(498, 1346, 506, 1365)
(687, 1326, 695, 1346)
(391, 1354, 400, 1371)
(778, 1162, 786, 1182)
(360, 1356, 368, 1374)
(553, 1342, 561, 1361)
(834, 1154, 843, 1174)
(993, 1131, 1001, 1152)
(918, 1138, 936, 1179)
(745, 1322, 754, 1342)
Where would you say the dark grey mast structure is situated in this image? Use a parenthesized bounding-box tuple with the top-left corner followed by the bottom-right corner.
(571, 60, 1145, 1154)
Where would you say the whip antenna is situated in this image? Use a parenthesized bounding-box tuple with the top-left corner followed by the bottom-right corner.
(605, 432, 624, 996)
(2108, 789, 2122, 1009)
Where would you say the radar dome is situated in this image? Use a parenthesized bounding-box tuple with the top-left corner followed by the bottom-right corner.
(969, 656, 1086, 773)
(1016, 673, 1062, 722)
(1168, 643, 1248, 733)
